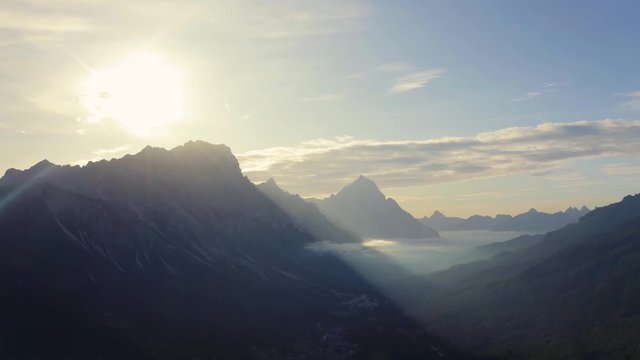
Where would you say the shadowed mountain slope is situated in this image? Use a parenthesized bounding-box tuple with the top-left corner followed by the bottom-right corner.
(257, 178, 361, 244)
(422, 194, 640, 359)
(0, 141, 464, 359)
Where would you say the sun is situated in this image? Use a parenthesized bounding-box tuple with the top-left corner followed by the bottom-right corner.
(79, 51, 187, 137)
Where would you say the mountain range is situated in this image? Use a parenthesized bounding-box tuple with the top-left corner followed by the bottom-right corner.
(421, 193, 640, 359)
(0, 141, 461, 359)
(310, 175, 439, 239)
(421, 206, 590, 233)
(2, 140, 638, 360)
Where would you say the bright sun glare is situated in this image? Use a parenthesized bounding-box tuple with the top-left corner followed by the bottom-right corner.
(79, 51, 187, 137)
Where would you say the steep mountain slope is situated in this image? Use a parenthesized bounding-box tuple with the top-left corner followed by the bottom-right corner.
(312, 176, 439, 239)
(423, 194, 640, 359)
(257, 178, 360, 244)
(472, 234, 545, 257)
(0, 142, 462, 359)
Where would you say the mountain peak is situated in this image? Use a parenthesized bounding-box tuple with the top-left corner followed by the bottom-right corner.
(136, 145, 167, 157)
(351, 175, 377, 187)
(315, 175, 439, 239)
(259, 178, 282, 192)
(0, 159, 59, 187)
(170, 141, 235, 162)
(338, 175, 384, 199)
(178, 140, 231, 152)
(184, 140, 210, 146)
(126, 142, 241, 176)
(30, 159, 54, 170)
(265, 178, 277, 186)
(353, 175, 376, 186)
(528, 208, 538, 214)
(431, 210, 446, 219)
(131, 142, 235, 163)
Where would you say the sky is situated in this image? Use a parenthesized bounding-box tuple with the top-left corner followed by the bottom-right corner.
(1, 0, 640, 217)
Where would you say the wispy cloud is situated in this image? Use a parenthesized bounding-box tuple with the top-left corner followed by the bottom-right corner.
(300, 93, 343, 102)
(513, 91, 542, 102)
(543, 170, 604, 189)
(91, 145, 131, 156)
(346, 62, 417, 80)
(513, 82, 563, 102)
(390, 68, 446, 93)
(376, 63, 416, 73)
(621, 90, 640, 112)
(602, 163, 640, 176)
(238, 119, 640, 195)
(0, 0, 368, 43)
(209, 1, 370, 39)
(0, 1, 201, 45)
(0, 7, 96, 33)
(455, 192, 511, 200)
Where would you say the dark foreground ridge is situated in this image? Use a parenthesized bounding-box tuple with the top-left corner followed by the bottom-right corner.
(423, 193, 640, 359)
(0, 141, 468, 359)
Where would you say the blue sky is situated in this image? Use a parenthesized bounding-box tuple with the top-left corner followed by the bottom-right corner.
(1, 1, 639, 216)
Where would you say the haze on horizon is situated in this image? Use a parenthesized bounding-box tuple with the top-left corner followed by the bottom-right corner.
(2, 0, 640, 217)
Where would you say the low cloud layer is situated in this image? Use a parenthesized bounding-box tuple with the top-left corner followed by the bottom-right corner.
(239, 119, 640, 195)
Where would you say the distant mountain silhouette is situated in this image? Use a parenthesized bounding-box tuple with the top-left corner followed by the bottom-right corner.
(257, 178, 360, 244)
(564, 205, 591, 219)
(421, 206, 590, 233)
(311, 176, 439, 239)
(491, 207, 586, 232)
(0, 142, 461, 359)
(458, 214, 499, 230)
(419, 211, 465, 231)
(424, 194, 640, 359)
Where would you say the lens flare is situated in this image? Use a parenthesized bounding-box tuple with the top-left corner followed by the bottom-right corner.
(79, 51, 187, 137)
